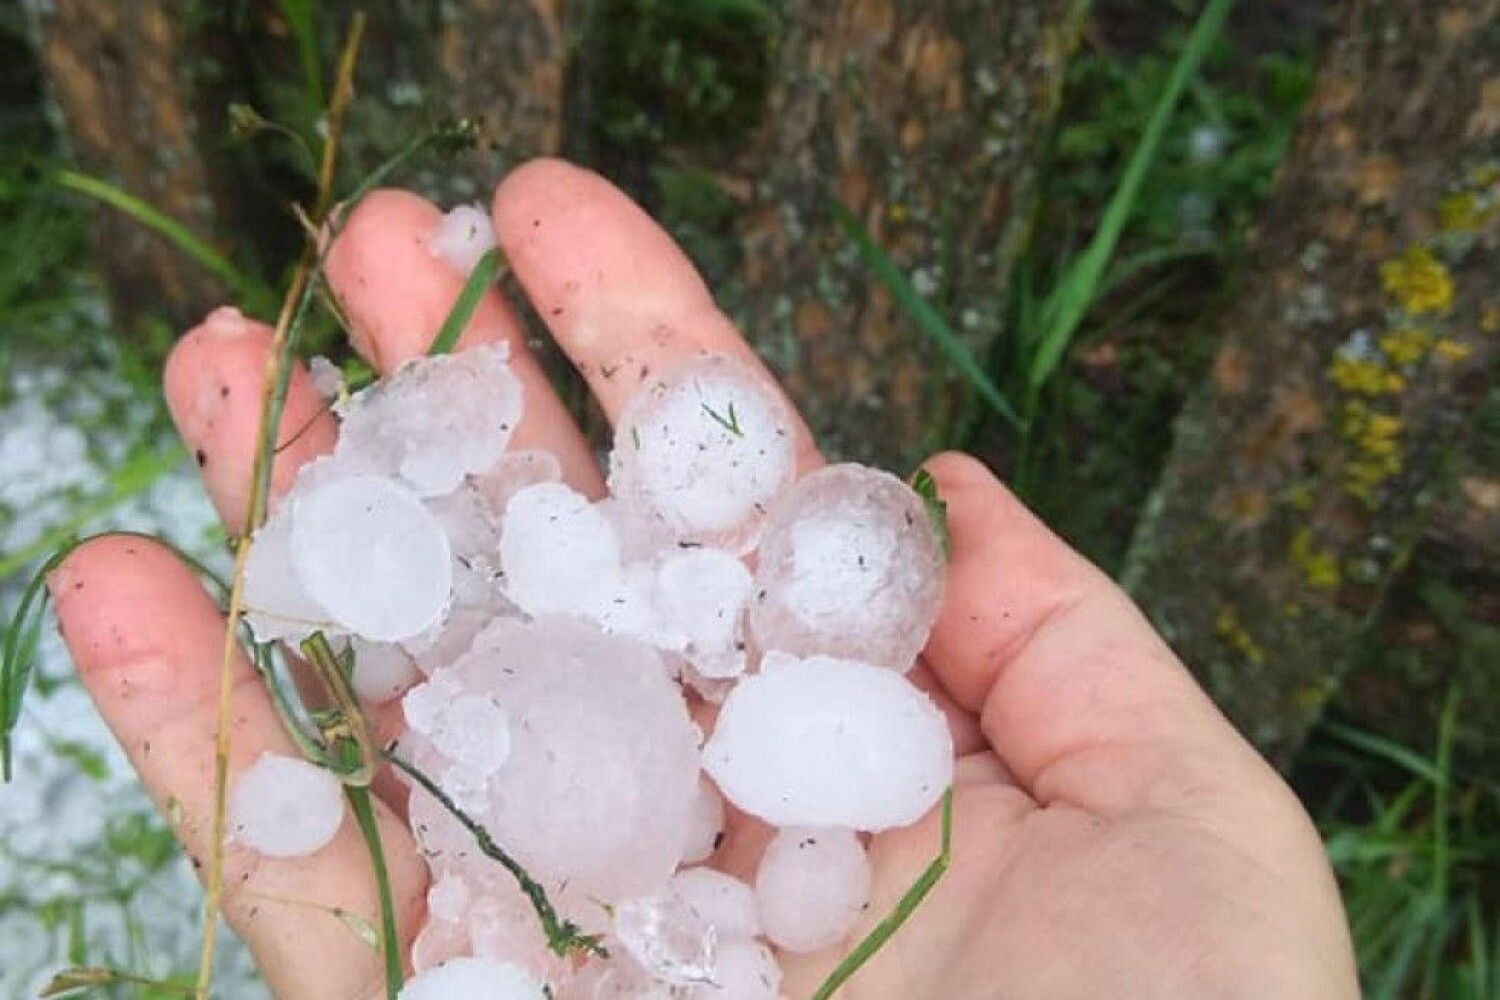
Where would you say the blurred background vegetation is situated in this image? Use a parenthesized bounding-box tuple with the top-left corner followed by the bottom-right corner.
(1, 0, 1496, 996)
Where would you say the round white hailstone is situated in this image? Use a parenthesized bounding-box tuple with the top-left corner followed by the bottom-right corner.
(472, 449, 562, 518)
(755, 826, 870, 953)
(608, 354, 795, 553)
(428, 202, 497, 276)
(499, 483, 625, 619)
(403, 673, 512, 779)
(688, 939, 782, 1000)
(398, 957, 545, 1000)
(680, 776, 725, 865)
(749, 463, 944, 672)
(671, 868, 761, 942)
(242, 507, 332, 644)
(702, 653, 952, 831)
(654, 549, 752, 678)
(449, 617, 701, 902)
(614, 889, 716, 986)
(335, 345, 523, 497)
(349, 637, 423, 703)
(307, 354, 344, 400)
(229, 753, 345, 858)
(289, 473, 452, 641)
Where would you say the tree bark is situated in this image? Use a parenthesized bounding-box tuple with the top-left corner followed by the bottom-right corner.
(1125, 0, 1500, 766)
(733, 0, 1088, 468)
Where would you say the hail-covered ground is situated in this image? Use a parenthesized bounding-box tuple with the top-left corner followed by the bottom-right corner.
(230, 207, 954, 999)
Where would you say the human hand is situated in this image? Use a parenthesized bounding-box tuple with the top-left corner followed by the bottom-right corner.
(48, 159, 1358, 999)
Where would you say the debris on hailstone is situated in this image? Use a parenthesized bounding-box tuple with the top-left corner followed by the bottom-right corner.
(244, 327, 953, 994)
(229, 753, 344, 858)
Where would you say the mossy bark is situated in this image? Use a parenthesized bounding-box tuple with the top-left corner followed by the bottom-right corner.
(1125, 0, 1500, 766)
(733, 0, 1088, 468)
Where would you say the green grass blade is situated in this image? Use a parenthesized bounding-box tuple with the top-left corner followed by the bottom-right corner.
(346, 786, 401, 999)
(831, 202, 1023, 430)
(427, 247, 504, 356)
(1028, 0, 1236, 392)
(809, 787, 954, 1000)
(1323, 721, 1443, 785)
(278, 0, 325, 110)
(53, 170, 274, 313)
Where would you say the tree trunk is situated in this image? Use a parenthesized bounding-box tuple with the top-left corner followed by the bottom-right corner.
(1125, 0, 1500, 766)
(733, 0, 1088, 468)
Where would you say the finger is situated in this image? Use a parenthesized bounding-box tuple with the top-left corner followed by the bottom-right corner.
(324, 188, 603, 494)
(491, 158, 820, 470)
(47, 535, 427, 1000)
(164, 307, 335, 530)
(920, 452, 1273, 813)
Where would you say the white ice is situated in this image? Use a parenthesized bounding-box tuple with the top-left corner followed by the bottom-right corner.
(688, 939, 782, 1000)
(348, 637, 422, 703)
(671, 868, 761, 942)
(680, 776, 725, 865)
(428, 203, 497, 276)
(703, 653, 953, 830)
(755, 826, 870, 954)
(749, 463, 944, 671)
(613, 888, 716, 986)
(229, 753, 344, 858)
(398, 957, 545, 1000)
(403, 672, 512, 780)
(608, 354, 795, 552)
(289, 473, 452, 641)
(307, 354, 344, 400)
(652, 548, 752, 679)
(242, 505, 332, 644)
(498, 483, 625, 621)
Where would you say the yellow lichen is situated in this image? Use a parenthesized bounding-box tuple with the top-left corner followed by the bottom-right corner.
(1378, 327, 1435, 367)
(1289, 527, 1342, 590)
(1433, 338, 1472, 362)
(1328, 354, 1404, 395)
(1338, 401, 1403, 503)
(1380, 246, 1454, 316)
(1481, 305, 1500, 335)
(1438, 192, 1483, 233)
(1214, 606, 1265, 665)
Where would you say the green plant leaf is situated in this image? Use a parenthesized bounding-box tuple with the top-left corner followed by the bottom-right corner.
(427, 247, 505, 356)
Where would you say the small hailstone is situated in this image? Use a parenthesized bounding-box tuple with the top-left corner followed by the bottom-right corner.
(398, 957, 545, 1000)
(410, 916, 470, 974)
(428, 202, 497, 276)
(688, 939, 782, 1000)
(471, 449, 562, 518)
(749, 463, 944, 672)
(703, 653, 953, 831)
(403, 672, 512, 779)
(653, 549, 752, 679)
(335, 345, 523, 497)
(608, 354, 796, 553)
(614, 888, 717, 985)
(671, 868, 761, 942)
(349, 637, 422, 703)
(229, 753, 344, 858)
(680, 776, 725, 865)
(289, 473, 452, 641)
(307, 354, 344, 400)
(498, 482, 624, 619)
(242, 506, 332, 644)
(755, 826, 870, 953)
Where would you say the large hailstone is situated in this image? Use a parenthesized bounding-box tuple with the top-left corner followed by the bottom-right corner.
(229, 753, 344, 858)
(428, 203, 496, 276)
(242, 504, 333, 644)
(398, 957, 545, 1000)
(445, 617, 702, 903)
(289, 473, 452, 641)
(608, 353, 795, 553)
(652, 548, 753, 679)
(755, 826, 871, 953)
(335, 344, 522, 497)
(748, 462, 944, 672)
(498, 482, 626, 621)
(703, 653, 952, 831)
(688, 939, 782, 1000)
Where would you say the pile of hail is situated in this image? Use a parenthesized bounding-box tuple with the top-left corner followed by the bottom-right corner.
(226, 207, 952, 1000)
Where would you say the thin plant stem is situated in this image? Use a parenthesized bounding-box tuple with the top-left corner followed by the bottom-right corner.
(348, 785, 403, 998)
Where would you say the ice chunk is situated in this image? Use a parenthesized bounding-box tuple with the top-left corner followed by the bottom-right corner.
(335, 345, 522, 497)
(754, 826, 870, 954)
(307, 354, 344, 400)
(398, 957, 545, 1000)
(451, 618, 701, 902)
(242, 506, 333, 644)
(229, 752, 344, 858)
(702, 653, 952, 830)
(349, 637, 422, 703)
(411, 916, 470, 974)
(427, 483, 500, 564)
(680, 776, 725, 865)
(609, 354, 795, 552)
(403, 672, 512, 779)
(614, 888, 716, 986)
(653, 549, 751, 679)
(498, 483, 625, 620)
(290, 473, 452, 641)
(688, 940, 781, 1000)
(472, 449, 562, 518)
(671, 868, 760, 942)
(748, 463, 944, 672)
(428, 203, 497, 276)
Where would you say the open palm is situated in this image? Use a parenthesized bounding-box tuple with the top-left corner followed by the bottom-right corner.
(50, 159, 1357, 999)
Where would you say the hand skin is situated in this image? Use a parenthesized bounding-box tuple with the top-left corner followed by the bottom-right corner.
(46, 159, 1360, 1000)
